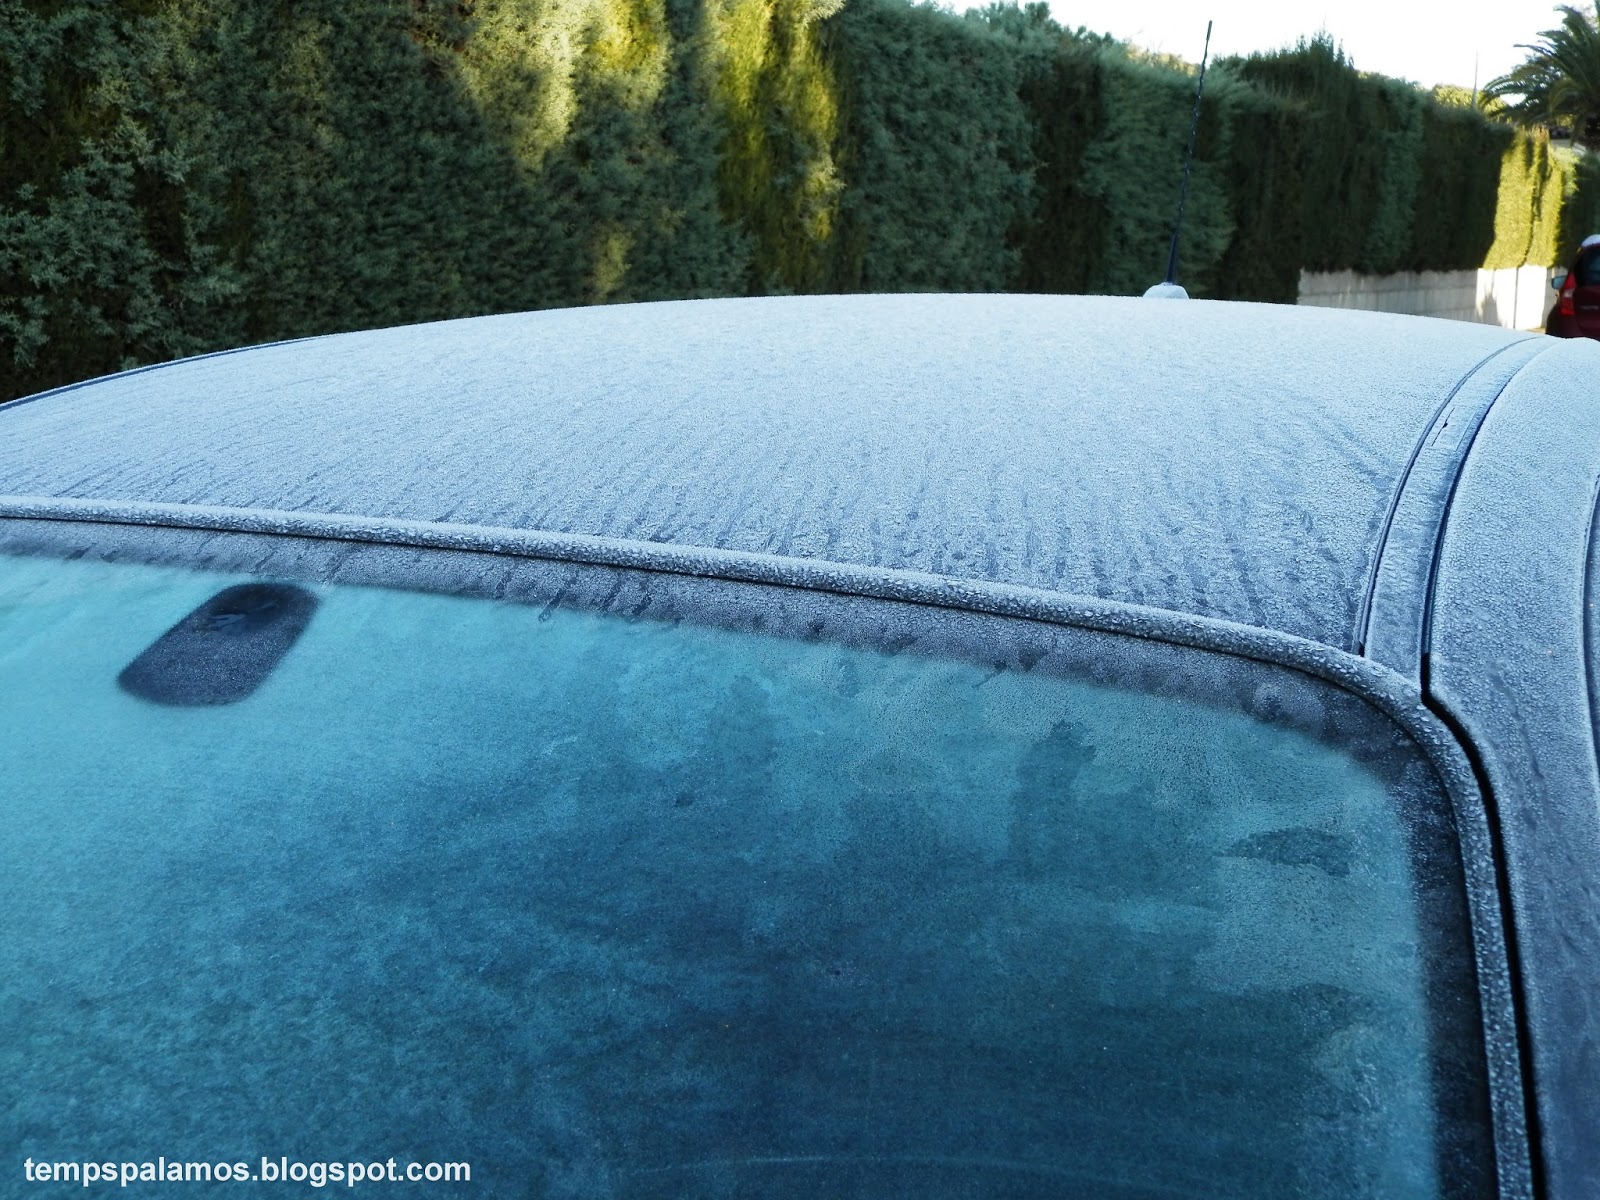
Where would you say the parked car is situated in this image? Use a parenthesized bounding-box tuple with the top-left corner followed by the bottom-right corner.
(2, 294, 1597, 1199)
(1544, 234, 1600, 336)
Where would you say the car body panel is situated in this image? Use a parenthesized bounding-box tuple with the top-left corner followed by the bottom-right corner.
(0, 294, 1533, 654)
(5, 292, 1597, 1197)
(1577, 286, 1600, 339)
(1359, 336, 1555, 681)
(1544, 244, 1600, 339)
(1425, 338, 1600, 1200)
(1574, 248, 1600, 339)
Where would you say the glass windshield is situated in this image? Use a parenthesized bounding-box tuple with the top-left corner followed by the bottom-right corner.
(1577, 248, 1600, 287)
(0, 535, 1493, 1198)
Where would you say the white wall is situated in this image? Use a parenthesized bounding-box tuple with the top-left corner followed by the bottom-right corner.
(1297, 265, 1557, 331)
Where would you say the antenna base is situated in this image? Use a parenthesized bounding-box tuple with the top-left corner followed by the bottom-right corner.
(1142, 281, 1190, 300)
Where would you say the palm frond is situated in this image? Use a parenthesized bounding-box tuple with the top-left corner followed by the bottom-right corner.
(1484, 2, 1600, 146)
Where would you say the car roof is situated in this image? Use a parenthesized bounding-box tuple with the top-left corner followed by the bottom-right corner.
(0, 292, 1547, 652)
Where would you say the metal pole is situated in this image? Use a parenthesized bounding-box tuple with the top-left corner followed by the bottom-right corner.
(1164, 20, 1213, 285)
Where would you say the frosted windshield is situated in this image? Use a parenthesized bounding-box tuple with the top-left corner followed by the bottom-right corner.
(0, 550, 1492, 1199)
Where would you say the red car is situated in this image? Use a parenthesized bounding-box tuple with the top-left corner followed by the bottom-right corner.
(1545, 236, 1600, 336)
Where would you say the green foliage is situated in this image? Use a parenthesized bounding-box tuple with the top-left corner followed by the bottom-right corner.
(2, 0, 755, 399)
(1006, 38, 1105, 293)
(1230, 37, 1402, 273)
(705, 0, 843, 293)
(7, 0, 1600, 404)
(820, 0, 1035, 292)
(1410, 100, 1511, 270)
(1359, 78, 1427, 272)
(1558, 145, 1600, 260)
(1205, 69, 1310, 302)
(1077, 52, 1231, 295)
(0, 0, 239, 395)
(1010, 27, 1516, 301)
(1226, 35, 1514, 276)
(1484, 128, 1583, 268)
(1483, 5, 1600, 260)
(1485, 2, 1600, 149)
(962, 0, 1118, 50)
(1485, 131, 1543, 269)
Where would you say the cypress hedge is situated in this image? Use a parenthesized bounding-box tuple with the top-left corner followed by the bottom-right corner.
(4, 0, 1598, 403)
(821, 0, 1036, 293)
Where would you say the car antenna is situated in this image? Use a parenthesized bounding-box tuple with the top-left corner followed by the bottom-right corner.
(1144, 19, 1212, 300)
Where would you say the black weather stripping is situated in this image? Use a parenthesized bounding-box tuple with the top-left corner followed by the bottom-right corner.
(118, 583, 318, 706)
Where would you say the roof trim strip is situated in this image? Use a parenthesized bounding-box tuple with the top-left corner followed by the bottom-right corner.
(1358, 335, 1551, 676)
(0, 333, 333, 413)
(0, 492, 1523, 728)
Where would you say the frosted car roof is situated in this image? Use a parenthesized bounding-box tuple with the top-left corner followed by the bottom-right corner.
(0, 292, 1539, 651)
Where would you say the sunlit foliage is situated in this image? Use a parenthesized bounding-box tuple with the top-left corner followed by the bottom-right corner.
(705, 0, 844, 292)
(1483, 126, 1600, 268)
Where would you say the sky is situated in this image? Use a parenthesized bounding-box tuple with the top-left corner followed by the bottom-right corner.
(951, 0, 1577, 91)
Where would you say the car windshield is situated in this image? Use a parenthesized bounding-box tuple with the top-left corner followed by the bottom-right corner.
(1577, 248, 1600, 287)
(0, 534, 1494, 1198)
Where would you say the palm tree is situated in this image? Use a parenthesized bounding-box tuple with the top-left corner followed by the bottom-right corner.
(1485, 3, 1600, 149)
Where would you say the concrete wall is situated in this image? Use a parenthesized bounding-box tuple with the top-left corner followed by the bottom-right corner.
(1297, 265, 1557, 330)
